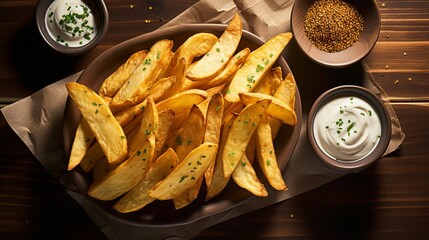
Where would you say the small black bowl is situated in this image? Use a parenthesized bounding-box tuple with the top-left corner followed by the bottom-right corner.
(35, 0, 109, 55)
(307, 85, 391, 172)
(291, 0, 381, 68)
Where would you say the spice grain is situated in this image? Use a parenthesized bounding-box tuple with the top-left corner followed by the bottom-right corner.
(304, 0, 364, 53)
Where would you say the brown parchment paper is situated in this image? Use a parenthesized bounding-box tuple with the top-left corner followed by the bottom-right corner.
(1, 0, 405, 239)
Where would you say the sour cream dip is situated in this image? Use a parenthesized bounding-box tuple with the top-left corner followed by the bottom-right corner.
(45, 0, 98, 47)
(313, 95, 382, 162)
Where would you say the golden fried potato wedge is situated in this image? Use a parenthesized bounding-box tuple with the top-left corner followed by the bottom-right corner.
(222, 99, 271, 179)
(79, 142, 104, 172)
(269, 66, 283, 96)
(128, 97, 158, 157)
(148, 142, 218, 200)
(88, 135, 155, 201)
(203, 93, 224, 187)
(171, 33, 218, 70)
(66, 82, 127, 166)
(99, 50, 147, 98)
(270, 73, 296, 138)
(113, 99, 147, 127)
(173, 104, 205, 162)
(239, 92, 296, 126)
(141, 75, 176, 103)
(186, 14, 242, 81)
(158, 58, 186, 101)
(154, 110, 175, 160)
(206, 84, 227, 98)
(111, 39, 173, 107)
(224, 32, 293, 102)
(186, 48, 250, 90)
(256, 114, 287, 191)
(205, 115, 236, 200)
(113, 148, 178, 213)
(68, 118, 94, 170)
(156, 89, 207, 113)
(92, 157, 111, 182)
(232, 153, 268, 197)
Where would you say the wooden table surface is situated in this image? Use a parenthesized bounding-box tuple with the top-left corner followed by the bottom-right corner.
(1, 0, 429, 239)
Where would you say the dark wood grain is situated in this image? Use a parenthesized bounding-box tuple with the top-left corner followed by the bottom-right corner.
(1, 0, 429, 239)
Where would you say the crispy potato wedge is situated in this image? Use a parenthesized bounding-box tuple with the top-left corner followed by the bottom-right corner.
(111, 39, 173, 107)
(173, 104, 205, 162)
(203, 93, 224, 187)
(141, 75, 176, 103)
(222, 99, 271, 179)
(256, 114, 287, 191)
(113, 148, 178, 213)
(128, 97, 158, 157)
(232, 153, 268, 197)
(224, 32, 293, 102)
(68, 118, 94, 170)
(80, 142, 104, 172)
(186, 14, 243, 81)
(253, 67, 273, 95)
(154, 110, 175, 160)
(173, 178, 203, 209)
(205, 115, 236, 200)
(88, 135, 155, 201)
(206, 84, 227, 98)
(99, 50, 147, 98)
(270, 73, 296, 138)
(269, 66, 283, 96)
(113, 99, 147, 127)
(148, 142, 218, 200)
(92, 157, 111, 182)
(171, 33, 218, 70)
(158, 58, 187, 101)
(66, 82, 127, 165)
(186, 48, 250, 90)
(156, 89, 207, 113)
(239, 92, 297, 126)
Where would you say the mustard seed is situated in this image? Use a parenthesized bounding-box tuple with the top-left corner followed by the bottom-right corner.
(304, 0, 364, 53)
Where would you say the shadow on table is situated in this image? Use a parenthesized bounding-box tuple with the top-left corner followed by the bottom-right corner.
(10, 18, 86, 92)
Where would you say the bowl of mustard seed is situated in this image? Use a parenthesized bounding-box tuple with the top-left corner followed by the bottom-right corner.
(291, 0, 380, 68)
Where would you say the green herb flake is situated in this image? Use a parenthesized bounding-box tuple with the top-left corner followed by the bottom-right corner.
(226, 89, 231, 94)
(144, 58, 152, 65)
(368, 110, 372, 116)
(175, 135, 183, 146)
(215, 105, 222, 112)
(242, 162, 246, 167)
(120, 136, 126, 140)
(266, 160, 271, 166)
(256, 64, 265, 72)
(156, 51, 161, 59)
(92, 102, 98, 106)
(216, 48, 220, 52)
(137, 150, 142, 156)
(179, 175, 188, 183)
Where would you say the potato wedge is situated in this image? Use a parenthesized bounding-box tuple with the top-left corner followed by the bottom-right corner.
(186, 14, 242, 81)
(154, 110, 175, 160)
(148, 142, 218, 200)
(79, 142, 104, 172)
(88, 135, 155, 201)
(158, 58, 186, 101)
(239, 92, 297, 126)
(156, 89, 207, 113)
(232, 153, 268, 197)
(224, 32, 293, 102)
(68, 118, 94, 170)
(99, 50, 147, 98)
(141, 75, 176, 103)
(203, 93, 224, 187)
(205, 115, 236, 200)
(113, 99, 147, 127)
(222, 99, 271, 179)
(171, 33, 218, 70)
(92, 157, 111, 182)
(270, 73, 296, 138)
(111, 39, 173, 107)
(173, 104, 205, 162)
(128, 97, 158, 157)
(256, 114, 287, 191)
(113, 148, 178, 213)
(66, 82, 127, 165)
(269, 66, 283, 96)
(186, 48, 250, 90)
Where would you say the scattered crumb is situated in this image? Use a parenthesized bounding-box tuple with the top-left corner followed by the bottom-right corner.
(408, 77, 413, 81)
(148, 6, 153, 10)
(385, 65, 389, 69)
(129, 4, 134, 9)
(394, 80, 399, 85)
(290, 214, 294, 218)
(382, 3, 386, 7)
(403, 52, 407, 56)
(145, 19, 151, 24)
(386, 34, 390, 39)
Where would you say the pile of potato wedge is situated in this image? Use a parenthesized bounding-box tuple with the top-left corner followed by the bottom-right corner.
(65, 14, 297, 213)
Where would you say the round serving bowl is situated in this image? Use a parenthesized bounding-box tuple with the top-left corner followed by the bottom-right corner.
(291, 0, 381, 68)
(35, 0, 109, 55)
(307, 85, 391, 171)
